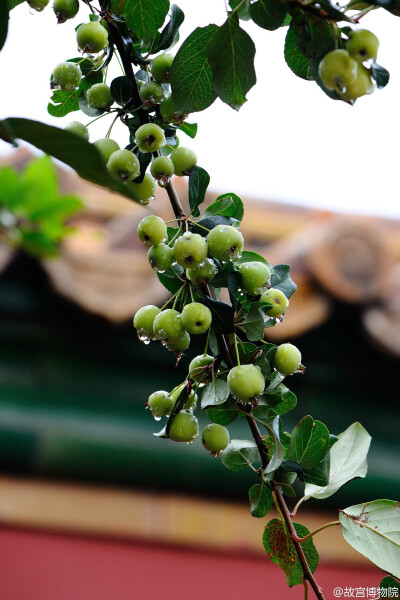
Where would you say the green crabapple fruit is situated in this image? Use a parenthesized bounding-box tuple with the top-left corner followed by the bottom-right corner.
(188, 354, 214, 383)
(238, 261, 271, 296)
(207, 225, 244, 262)
(94, 138, 120, 163)
(133, 304, 161, 340)
(28, 0, 49, 10)
(64, 121, 89, 141)
(160, 96, 188, 126)
(107, 149, 140, 182)
(260, 288, 289, 317)
(150, 156, 174, 185)
(137, 215, 167, 247)
(87, 83, 112, 110)
(77, 21, 108, 54)
(202, 424, 230, 453)
(169, 411, 199, 443)
(227, 364, 265, 402)
(273, 343, 302, 375)
(170, 383, 198, 411)
(170, 147, 197, 176)
(52, 62, 82, 92)
(139, 81, 165, 107)
(318, 49, 358, 93)
(181, 302, 212, 335)
(53, 0, 79, 22)
(167, 330, 190, 352)
(151, 53, 174, 83)
(148, 391, 175, 418)
(135, 123, 166, 153)
(346, 29, 379, 62)
(153, 309, 185, 342)
(340, 64, 375, 101)
(186, 258, 218, 285)
(173, 232, 208, 268)
(128, 173, 157, 204)
(147, 243, 174, 272)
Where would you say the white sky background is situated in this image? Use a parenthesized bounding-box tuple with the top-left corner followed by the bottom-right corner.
(0, 0, 399, 217)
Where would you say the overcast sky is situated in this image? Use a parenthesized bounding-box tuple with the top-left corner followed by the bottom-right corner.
(1, 0, 399, 217)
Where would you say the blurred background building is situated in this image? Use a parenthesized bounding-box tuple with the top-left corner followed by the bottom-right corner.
(0, 148, 398, 599)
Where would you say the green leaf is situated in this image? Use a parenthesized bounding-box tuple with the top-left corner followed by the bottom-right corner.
(206, 397, 238, 425)
(291, 12, 335, 59)
(304, 422, 371, 500)
(48, 58, 103, 118)
(244, 304, 265, 342)
(201, 378, 230, 408)
(157, 264, 184, 294)
(111, 0, 170, 45)
(340, 500, 400, 578)
(158, 3, 185, 51)
(259, 384, 297, 416)
(7, 0, 25, 8)
(263, 415, 285, 476)
(0, 118, 146, 203)
(250, 0, 287, 31)
(302, 454, 330, 487)
(191, 214, 240, 237)
(249, 484, 273, 518)
(379, 576, 400, 596)
(179, 122, 197, 139)
(203, 192, 244, 221)
(288, 415, 330, 470)
(266, 370, 285, 392)
(188, 166, 210, 217)
(230, 0, 251, 19)
(270, 264, 296, 298)
(284, 27, 312, 81)
(318, 0, 352, 21)
(199, 295, 235, 334)
(263, 519, 319, 586)
(238, 250, 270, 266)
(0, 166, 20, 209)
(221, 439, 259, 471)
(371, 63, 390, 89)
(208, 17, 256, 110)
(1, 0, 9, 52)
(110, 76, 133, 105)
(170, 25, 218, 113)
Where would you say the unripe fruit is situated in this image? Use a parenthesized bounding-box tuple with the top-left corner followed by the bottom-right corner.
(169, 410, 199, 442)
(148, 390, 175, 418)
(260, 288, 289, 317)
(181, 302, 212, 335)
(160, 95, 188, 126)
(77, 21, 108, 54)
(340, 63, 375, 101)
(188, 354, 214, 383)
(273, 343, 302, 375)
(202, 424, 230, 453)
(139, 81, 165, 107)
(147, 243, 174, 272)
(153, 309, 185, 342)
(170, 384, 198, 411)
(167, 330, 190, 352)
(53, 0, 79, 22)
(64, 121, 89, 141)
(133, 304, 161, 339)
(87, 83, 112, 110)
(186, 258, 218, 285)
(128, 173, 157, 204)
(151, 53, 174, 83)
(135, 123, 166, 153)
(346, 29, 379, 62)
(107, 149, 140, 182)
(137, 215, 167, 246)
(238, 261, 271, 295)
(150, 156, 174, 186)
(207, 225, 244, 262)
(52, 62, 82, 92)
(318, 49, 358, 93)
(227, 364, 265, 402)
(170, 147, 197, 176)
(94, 138, 120, 163)
(27, 0, 49, 11)
(174, 232, 208, 268)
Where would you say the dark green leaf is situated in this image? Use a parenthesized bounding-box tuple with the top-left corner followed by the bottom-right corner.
(111, 0, 170, 44)
(179, 122, 198, 139)
(199, 295, 235, 334)
(157, 264, 184, 294)
(7, 0, 25, 8)
(221, 439, 259, 471)
(110, 76, 133, 105)
(165, 382, 190, 437)
(206, 397, 238, 425)
(1, 0, 9, 52)
(263, 519, 319, 586)
(288, 415, 330, 469)
(238, 250, 270, 266)
(291, 13, 334, 59)
(191, 215, 239, 237)
(302, 454, 330, 486)
(132, 150, 152, 184)
(170, 25, 218, 113)
(371, 63, 390, 89)
(203, 192, 244, 221)
(250, 0, 287, 31)
(380, 576, 400, 596)
(284, 27, 312, 80)
(158, 4, 185, 51)
(259, 384, 297, 415)
(266, 370, 285, 392)
(188, 166, 210, 217)
(230, 0, 251, 19)
(318, 0, 352, 21)
(270, 264, 296, 298)
(244, 304, 265, 341)
(208, 18, 256, 110)
(263, 415, 285, 476)
(249, 484, 273, 518)
(227, 270, 241, 311)
(201, 378, 230, 408)
(0, 118, 145, 203)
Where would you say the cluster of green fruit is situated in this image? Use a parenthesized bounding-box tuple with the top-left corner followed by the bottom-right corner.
(318, 29, 380, 100)
(27, 0, 79, 21)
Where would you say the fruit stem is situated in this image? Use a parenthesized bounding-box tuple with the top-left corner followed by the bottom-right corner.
(294, 521, 341, 544)
(234, 334, 240, 366)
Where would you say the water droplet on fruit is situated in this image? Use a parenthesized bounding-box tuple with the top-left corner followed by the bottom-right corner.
(138, 333, 150, 344)
(157, 269, 166, 273)
(186, 439, 195, 445)
(276, 316, 283, 323)
(153, 415, 161, 422)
